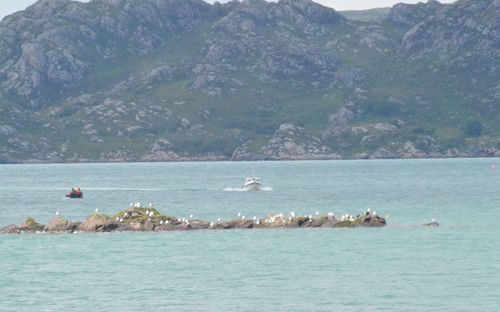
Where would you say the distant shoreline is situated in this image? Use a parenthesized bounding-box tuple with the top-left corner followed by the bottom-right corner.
(1, 154, 498, 165)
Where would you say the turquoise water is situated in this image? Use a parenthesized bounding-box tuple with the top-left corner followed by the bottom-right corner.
(0, 159, 499, 311)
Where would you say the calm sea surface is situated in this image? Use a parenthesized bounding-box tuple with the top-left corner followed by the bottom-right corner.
(0, 159, 499, 311)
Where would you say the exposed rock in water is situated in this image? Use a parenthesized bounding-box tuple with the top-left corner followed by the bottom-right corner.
(422, 221, 440, 227)
(19, 217, 44, 232)
(1, 207, 388, 234)
(44, 216, 75, 232)
(78, 214, 119, 232)
(0, 224, 19, 234)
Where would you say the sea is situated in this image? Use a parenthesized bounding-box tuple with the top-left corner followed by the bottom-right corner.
(0, 158, 499, 311)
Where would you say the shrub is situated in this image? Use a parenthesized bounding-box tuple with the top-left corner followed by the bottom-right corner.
(462, 120, 483, 137)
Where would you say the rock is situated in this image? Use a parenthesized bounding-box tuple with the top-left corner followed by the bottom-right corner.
(143, 219, 156, 232)
(388, 0, 444, 28)
(78, 214, 119, 232)
(422, 221, 439, 227)
(327, 107, 355, 130)
(244, 123, 341, 160)
(0, 224, 19, 234)
(359, 215, 386, 227)
(19, 217, 44, 232)
(120, 222, 143, 232)
(154, 223, 180, 232)
(189, 220, 211, 230)
(45, 217, 74, 232)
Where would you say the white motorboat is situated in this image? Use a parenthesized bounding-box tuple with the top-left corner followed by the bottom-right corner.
(243, 177, 262, 191)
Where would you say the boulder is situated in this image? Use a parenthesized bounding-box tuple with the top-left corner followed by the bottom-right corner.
(360, 215, 386, 227)
(422, 221, 439, 227)
(0, 224, 19, 234)
(78, 214, 119, 232)
(327, 107, 355, 130)
(45, 217, 74, 232)
(189, 220, 211, 230)
(19, 218, 45, 232)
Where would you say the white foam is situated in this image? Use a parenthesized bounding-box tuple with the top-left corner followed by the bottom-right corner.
(223, 187, 273, 192)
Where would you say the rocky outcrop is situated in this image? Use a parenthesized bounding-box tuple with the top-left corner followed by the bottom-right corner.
(388, 0, 444, 28)
(1, 206, 387, 234)
(246, 124, 341, 160)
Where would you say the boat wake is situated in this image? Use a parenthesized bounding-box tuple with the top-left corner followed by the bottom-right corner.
(223, 187, 273, 192)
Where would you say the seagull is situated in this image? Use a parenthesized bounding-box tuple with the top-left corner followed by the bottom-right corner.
(166, 220, 169, 224)
(160, 220, 164, 225)
(129, 203, 133, 207)
(149, 211, 154, 217)
(237, 212, 241, 217)
(56, 211, 59, 216)
(148, 202, 153, 208)
(217, 218, 221, 222)
(115, 217, 119, 221)
(316, 211, 319, 216)
(290, 212, 295, 218)
(253, 216, 257, 221)
(119, 218, 123, 222)
(242, 216, 245, 220)
(189, 214, 193, 219)
(372, 211, 377, 217)
(210, 222, 214, 227)
(256, 220, 260, 225)
(432, 218, 436, 223)
(95, 208, 99, 213)
(308, 214, 313, 219)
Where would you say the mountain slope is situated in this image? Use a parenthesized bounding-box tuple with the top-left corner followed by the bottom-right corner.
(0, 0, 498, 163)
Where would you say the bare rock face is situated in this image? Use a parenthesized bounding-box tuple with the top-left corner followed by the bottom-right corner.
(323, 107, 356, 138)
(142, 139, 181, 162)
(388, 0, 444, 28)
(248, 124, 341, 160)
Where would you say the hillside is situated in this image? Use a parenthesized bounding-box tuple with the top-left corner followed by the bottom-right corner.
(0, 0, 498, 163)
(339, 8, 391, 22)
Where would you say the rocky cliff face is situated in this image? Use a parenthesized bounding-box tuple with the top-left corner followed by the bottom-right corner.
(0, 0, 498, 163)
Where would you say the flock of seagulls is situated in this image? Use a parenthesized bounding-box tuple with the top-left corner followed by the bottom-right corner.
(58, 194, 446, 227)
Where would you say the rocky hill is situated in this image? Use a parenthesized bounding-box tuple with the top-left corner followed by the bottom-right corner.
(0, 0, 498, 163)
